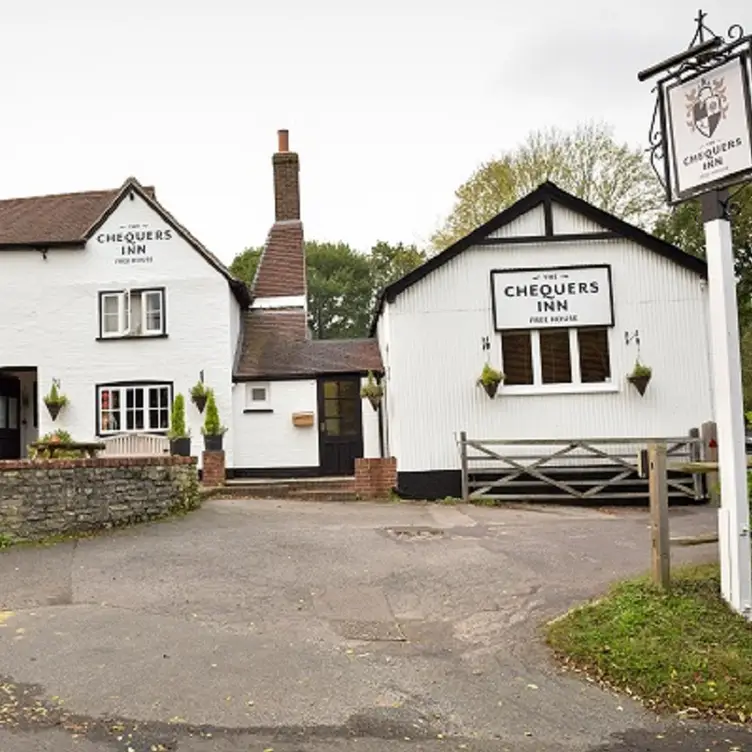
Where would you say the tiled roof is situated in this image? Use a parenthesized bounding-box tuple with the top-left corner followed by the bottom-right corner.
(0, 185, 155, 246)
(234, 309, 383, 379)
(251, 220, 306, 297)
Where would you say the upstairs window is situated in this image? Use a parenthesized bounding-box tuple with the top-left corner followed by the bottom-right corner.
(97, 382, 172, 434)
(99, 288, 166, 339)
(501, 327, 611, 387)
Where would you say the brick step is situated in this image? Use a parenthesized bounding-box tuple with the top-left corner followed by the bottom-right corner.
(208, 478, 357, 501)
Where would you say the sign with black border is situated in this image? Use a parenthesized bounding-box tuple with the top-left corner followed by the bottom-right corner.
(660, 51, 752, 203)
(490, 264, 615, 332)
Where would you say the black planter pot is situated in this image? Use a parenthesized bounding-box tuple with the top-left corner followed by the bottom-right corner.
(170, 437, 191, 457)
(192, 394, 208, 413)
(628, 374, 651, 396)
(45, 401, 63, 421)
(481, 380, 500, 399)
(204, 434, 224, 452)
(366, 394, 382, 411)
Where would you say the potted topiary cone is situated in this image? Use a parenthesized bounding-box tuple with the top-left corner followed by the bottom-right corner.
(628, 362, 652, 396)
(201, 389, 227, 451)
(190, 380, 209, 413)
(43, 382, 68, 421)
(477, 363, 504, 399)
(360, 371, 384, 411)
(168, 393, 191, 456)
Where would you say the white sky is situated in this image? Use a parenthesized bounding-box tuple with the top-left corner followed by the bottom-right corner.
(0, 0, 747, 264)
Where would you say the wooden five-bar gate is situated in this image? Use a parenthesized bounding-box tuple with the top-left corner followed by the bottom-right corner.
(458, 427, 715, 504)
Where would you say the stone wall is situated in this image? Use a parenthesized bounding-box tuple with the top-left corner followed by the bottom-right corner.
(0, 456, 199, 542)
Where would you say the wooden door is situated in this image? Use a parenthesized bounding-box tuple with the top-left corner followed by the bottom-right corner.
(0, 377, 21, 460)
(318, 376, 363, 476)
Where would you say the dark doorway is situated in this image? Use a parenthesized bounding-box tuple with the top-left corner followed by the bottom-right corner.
(0, 376, 21, 460)
(318, 375, 364, 476)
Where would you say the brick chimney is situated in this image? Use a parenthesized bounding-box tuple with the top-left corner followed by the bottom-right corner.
(250, 130, 307, 319)
(272, 129, 300, 222)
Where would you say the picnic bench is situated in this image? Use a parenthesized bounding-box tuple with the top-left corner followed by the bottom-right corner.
(30, 441, 106, 459)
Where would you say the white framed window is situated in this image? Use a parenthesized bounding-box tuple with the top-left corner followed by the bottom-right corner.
(500, 327, 613, 391)
(99, 288, 165, 338)
(97, 383, 172, 434)
(101, 292, 129, 337)
(245, 382, 271, 410)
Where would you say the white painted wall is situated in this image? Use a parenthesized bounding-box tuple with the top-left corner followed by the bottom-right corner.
(378, 206, 713, 473)
(232, 379, 320, 469)
(361, 375, 381, 458)
(0, 191, 238, 466)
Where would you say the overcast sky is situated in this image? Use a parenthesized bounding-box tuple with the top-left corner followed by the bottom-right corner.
(0, 0, 747, 264)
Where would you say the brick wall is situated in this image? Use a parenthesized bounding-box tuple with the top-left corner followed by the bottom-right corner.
(273, 151, 300, 222)
(0, 456, 199, 543)
(201, 450, 225, 487)
(355, 457, 397, 499)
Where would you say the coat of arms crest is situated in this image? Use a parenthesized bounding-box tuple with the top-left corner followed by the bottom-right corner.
(685, 75, 729, 138)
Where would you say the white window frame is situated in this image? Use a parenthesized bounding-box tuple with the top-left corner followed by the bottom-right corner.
(99, 288, 165, 339)
(501, 327, 617, 396)
(100, 291, 130, 338)
(244, 382, 271, 411)
(141, 290, 165, 336)
(97, 383, 173, 435)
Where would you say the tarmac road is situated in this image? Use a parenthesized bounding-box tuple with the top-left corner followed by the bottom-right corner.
(1, 498, 750, 751)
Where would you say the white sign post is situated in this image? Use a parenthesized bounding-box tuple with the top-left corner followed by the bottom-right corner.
(640, 17, 752, 618)
(702, 194, 752, 613)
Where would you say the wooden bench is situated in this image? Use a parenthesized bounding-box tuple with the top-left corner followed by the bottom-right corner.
(100, 433, 170, 457)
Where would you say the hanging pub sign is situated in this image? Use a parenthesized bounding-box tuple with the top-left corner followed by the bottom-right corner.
(490, 264, 614, 331)
(660, 52, 752, 203)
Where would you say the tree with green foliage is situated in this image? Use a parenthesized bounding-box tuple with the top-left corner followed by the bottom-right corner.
(431, 123, 664, 250)
(229, 246, 263, 287)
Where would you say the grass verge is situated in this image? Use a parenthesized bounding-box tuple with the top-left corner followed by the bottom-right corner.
(546, 563, 752, 723)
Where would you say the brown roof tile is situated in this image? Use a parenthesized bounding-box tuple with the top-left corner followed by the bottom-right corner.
(252, 221, 306, 298)
(234, 309, 382, 379)
(0, 184, 155, 246)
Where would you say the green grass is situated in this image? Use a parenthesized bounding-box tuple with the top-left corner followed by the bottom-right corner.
(546, 563, 752, 722)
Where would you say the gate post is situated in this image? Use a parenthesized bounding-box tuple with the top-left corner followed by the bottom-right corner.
(649, 442, 670, 590)
(460, 431, 469, 502)
(701, 421, 719, 505)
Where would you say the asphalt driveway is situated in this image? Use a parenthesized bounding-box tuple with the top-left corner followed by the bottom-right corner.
(1, 499, 750, 751)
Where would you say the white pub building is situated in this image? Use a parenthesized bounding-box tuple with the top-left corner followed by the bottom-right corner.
(0, 133, 715, 499)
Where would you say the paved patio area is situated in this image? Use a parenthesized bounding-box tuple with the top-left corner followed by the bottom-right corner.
(1, 499, 749, 751)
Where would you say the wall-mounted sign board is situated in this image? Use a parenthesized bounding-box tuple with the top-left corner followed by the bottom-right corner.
(490, 264, 614, 331)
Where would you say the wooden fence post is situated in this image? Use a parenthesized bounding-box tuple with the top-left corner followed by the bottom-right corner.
(460, 431, 469, 502)
(700, 421, 719, 506)
(649, 442, 670, 590)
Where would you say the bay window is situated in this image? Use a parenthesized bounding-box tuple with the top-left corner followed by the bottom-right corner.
(97, 383, 172, 434)
(501, 327, 611, 387)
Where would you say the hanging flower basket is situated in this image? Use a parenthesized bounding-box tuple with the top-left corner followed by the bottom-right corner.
(360, 371, 384, 412)
(477, 363, 504, 399)
(45, 401, 64, 421)
(628, 363, 652, 396)
(190, 381, 209, 413)
(43, 381, 68, 422)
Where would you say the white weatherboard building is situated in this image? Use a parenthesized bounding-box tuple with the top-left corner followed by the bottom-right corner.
(372, 182, 714, 499)
(0, 136, 714, 498)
